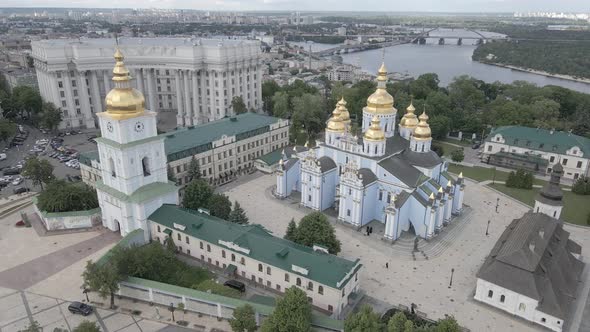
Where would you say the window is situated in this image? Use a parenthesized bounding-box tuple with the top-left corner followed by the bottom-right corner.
(142, 157, 151, 176)
(185, 236, 189, 244)
(328, 305, 333, 312)
(563, 159, 568, 166)
(60, 91, 65, 98)
(200, 242, 204, 249)
(577, 161, 582, 168)
(266, 281, 271, 287)
(240, 257, 245, 265)
(276, 284, 281, 291)
(519, 303, 526, 311)
(307, 282, 313, 291)
(378, 191, 383, 201)
(109, 158, 116, 177)
(157, 225, 161, 232)
(487, 290, 493, 298)
(177, 233, 181, 241)
(187, 249, 190, 255)
(347, 209, 351, 217)
(285, 273, 290, 282)
(296, 278, 301, 286)
(541, 318, 546, 323)
(222, 250, 226, 258)
(500, 295, 505, 303)
(550, 156, 555, 162)
(206, 244, 211, 252)
(266, 267, 271, 275)
(258, 264, 263, 272)
(487, 145, 492, 152)
(258, 277, 263, 284)
(318, 286, 323, 295)
(231, 253, 235, 262)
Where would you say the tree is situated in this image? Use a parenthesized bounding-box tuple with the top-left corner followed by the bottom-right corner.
(450, 149, 464, 163)
(284, 218, 297, 241)
(82, 260, 122, 309)
(260, 287, 311, 332)
(164, 235, 177, 253)
(187, 157, 202, 181)
(228, 201, 249, 224)
(231, 96, 248, 115)
(344, 305, 384, 332)
(572, 176, 590, 195)
(230, 304, 257, 332)
(36, 180, 99, 213)
(435, 316, 460, 332)
(262, 81, 281, 114)
(271, 91, 290, 118)
(208, 193, 232, 220)
(13, 86, 42, 121)
(387, 311, 408, 332)
(291, 93, 326, 142)
(294, 212, 341, 254)
(40, 102, 62, 132)
(0, 120, 16, 142)
(20, 321, 41, 332)
(73, 321, 101, 332)
(22, 156, 54, 190)
(182, 179, 213, 210)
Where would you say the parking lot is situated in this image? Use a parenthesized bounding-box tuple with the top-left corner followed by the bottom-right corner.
(0, 125, 100, 198)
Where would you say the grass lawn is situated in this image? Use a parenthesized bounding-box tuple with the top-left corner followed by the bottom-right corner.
(447, 164, 550, 186)
(433, 141, 462, 156)
(488, 183, 590, 226)
(440, 138, 473, 147)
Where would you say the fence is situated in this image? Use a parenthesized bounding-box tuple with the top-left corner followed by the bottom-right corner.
(32, 197, 101, 231)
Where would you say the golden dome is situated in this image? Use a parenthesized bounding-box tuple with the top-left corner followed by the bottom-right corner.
(104, 49, 145, 120)
(337, 99, 351, 125)
(413, 111, 432, 140)
(326, 105, 345, 133)
(399, 101, 419, 128)
(365, 62, 395, 115)
(364, 116, 385, 141)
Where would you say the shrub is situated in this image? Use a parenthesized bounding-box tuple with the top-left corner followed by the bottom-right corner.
(431, 143, 444, 157)
(36, 180, 98, 213)
(572, 176, 590, 195)
(450, 149, 464, 163)
(506, 169, 533, 189)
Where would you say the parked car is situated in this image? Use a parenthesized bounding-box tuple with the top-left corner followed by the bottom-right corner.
(0, 153, 6, 161)
(223, 280, 246, 293)
(35, 139, 49, 145)
(12, 176, 23, 186)
(67, 302, 93, 316)
(472, 143, 481, 150)
(3, 168, 21, 175)
(13, 187, 29, 194)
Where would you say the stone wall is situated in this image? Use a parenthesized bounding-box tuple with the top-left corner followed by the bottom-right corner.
(33, 198, 101, 231)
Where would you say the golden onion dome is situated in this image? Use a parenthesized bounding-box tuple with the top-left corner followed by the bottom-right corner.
(364, 116, 385, 141)
(337, 104, 351, 125)
(400, 101, 419, 129)
(413, 111, 432, 140)
(326, 105, 345, 133)
(104, 49, 145, 120)
(337, 97, 347, 107)
(365, 62, 395, 115)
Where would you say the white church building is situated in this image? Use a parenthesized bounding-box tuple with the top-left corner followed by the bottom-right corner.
(275, 63, 465, 241)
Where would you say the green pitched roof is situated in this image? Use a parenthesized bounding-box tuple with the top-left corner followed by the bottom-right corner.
(96, 180, 177, 203)
(257, 148, 284, 166)
(149, 204, 361, 289)
(487, 126, 590, 155)
(165, 113, 282, 162)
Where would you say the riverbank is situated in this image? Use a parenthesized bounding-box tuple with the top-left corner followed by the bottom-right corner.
(476, 61, 590, 84)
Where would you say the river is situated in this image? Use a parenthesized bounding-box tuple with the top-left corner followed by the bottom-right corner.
(291, 30, 590, 94)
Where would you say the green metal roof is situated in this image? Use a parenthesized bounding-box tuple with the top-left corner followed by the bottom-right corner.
(79, 150, 99, 167)
(487, 126, 590, 155)
(493, 151, 549, 165)
(96, 180, 177, 203)
(148, 204, 361, 290)
(165, 113, 282, 162)
(257, 148, 283, 166)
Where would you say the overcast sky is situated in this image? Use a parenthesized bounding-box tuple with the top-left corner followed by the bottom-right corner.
(3, 0, 589, 13)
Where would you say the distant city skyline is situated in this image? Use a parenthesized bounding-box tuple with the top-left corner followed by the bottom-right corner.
(2, 0, 590, 14)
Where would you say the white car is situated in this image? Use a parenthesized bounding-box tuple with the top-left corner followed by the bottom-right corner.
(12, 177, 23, 186)
(0, 153, 6, 161)
(1, 175, 13, 182)
(35, 139, 49, 145)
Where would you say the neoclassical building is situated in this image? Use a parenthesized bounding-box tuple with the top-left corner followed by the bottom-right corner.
(276, 63, 465, 241)
(32, 37, 262, 129)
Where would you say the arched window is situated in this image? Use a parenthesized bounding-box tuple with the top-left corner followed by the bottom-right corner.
(109, 158, 116, 177)
(500, 295, 505, 303)
(374, 145, 377, 154)
(421, 144, 424, 152)
(142, 157, 151, 176)
(222, 250, 226, 258)
(519, 303, 526, 311)
(318, 286, 323, 295)
(285, 273, 290, 282)
(157, 225, 161, 232)
(231, 253, 235, 262)
(258, 264, 263, 272)
(487, 290, 493, 298)
(266, 266, 271, 275)
(240, 257, 245, 265)
(296, 278, 301, 286)
(553, 211, 556, 217)
(206, 244, 211, 252)
(384, 123, 388, 132)
(308, 282, 313, 291)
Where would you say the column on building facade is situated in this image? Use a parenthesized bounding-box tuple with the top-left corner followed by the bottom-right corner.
(192, 70, 199, 124)
(183, 70, 192, 126)
(201, 70, 209, 122)
(102, 70, 110, 95)
(444, 193, 453, 223)
(77, 71, 95, 128)
(174, 69, 184, 126)
(90, 71, 103, 113)
(50, 72, 61, 107)
(383, 205, 397, 241)
(146, 69, 157, 112)
(62, 72, 75, 127)
(136, 68, 145, 96)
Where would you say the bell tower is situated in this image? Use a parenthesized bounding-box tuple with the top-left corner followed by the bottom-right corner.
(95, 49, 178, 240)
(534, 163, 564, 219)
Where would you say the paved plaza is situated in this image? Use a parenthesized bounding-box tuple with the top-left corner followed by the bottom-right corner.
(222, 173, 590, 332)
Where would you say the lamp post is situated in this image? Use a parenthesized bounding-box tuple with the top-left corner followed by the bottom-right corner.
(448, 268, 455, 288)
(495, 197, 499, 213)
(485, 220, 490, 236)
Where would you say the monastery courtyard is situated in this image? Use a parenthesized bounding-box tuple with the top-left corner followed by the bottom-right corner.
(222, 172, 590, 332)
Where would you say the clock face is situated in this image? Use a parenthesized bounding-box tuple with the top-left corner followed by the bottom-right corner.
(107, 122, 113, 133)
(134, 121, 145, 132)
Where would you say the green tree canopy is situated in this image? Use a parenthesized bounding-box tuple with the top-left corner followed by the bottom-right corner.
(228, 201, 249, 224)
(40, 102, 62, 133)
(22, 156, 54, 190)
(271, 91, 290, 118)
(208, 193, 232, 220)
(82, 260, 122, 309)
(261, 286, 311, 332)
(291, 93, 326, 142)
(187, 156, 202, 181)
(73, 321, 101, 332)
(231, 96, 248, 115)
(293, 212, 341, 254)
(182, 179, 213, 210)
(36, 180, 99, 213)
(0, 120, 16, 142)
(344, 304, 384, 332)
(230, 304, 257, 332)
(284, 218, 297, 241)
(450, 149, 464, 163)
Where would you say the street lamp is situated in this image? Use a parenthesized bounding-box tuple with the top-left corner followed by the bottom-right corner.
(448, 268, 455, 288)
(485, 220, 490, 236)
(495, 197, 500, 213)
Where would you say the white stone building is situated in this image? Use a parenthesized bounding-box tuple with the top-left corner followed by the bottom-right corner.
(31, 37, 262, 129)
(482, 126, 590, 180)
(474, 164, 584, 332)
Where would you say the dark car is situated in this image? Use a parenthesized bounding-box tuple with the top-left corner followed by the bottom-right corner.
(13, 187, 29, 194)
(4, 168, 21, 175)
(223, 280, 246, 293)
(472, 143, 481, 150)
(68, 302, 93, 316)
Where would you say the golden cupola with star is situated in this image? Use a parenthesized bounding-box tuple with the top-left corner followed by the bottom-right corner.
(365, 63, 395, 115)
(399, 101, 419, 139)
(413, 111, 432, 140)
(336, 97, 351, 126)
(363, 116, 386, 157)
(103, 49, 146, 120)
(326, 103, 345, 133)
(364, 116, 385, 141)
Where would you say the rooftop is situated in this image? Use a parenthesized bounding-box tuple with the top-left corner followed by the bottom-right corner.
(33, 37, 259, 48)
(149, 204, 361, 289)
(487, 126, 590, 155)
